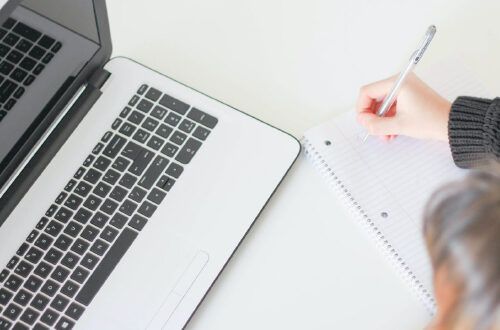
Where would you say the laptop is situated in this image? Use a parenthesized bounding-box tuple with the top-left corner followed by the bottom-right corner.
(0, 0, 300, 329)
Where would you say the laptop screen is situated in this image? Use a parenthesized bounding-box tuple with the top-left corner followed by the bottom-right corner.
(0, 0, 102, 179)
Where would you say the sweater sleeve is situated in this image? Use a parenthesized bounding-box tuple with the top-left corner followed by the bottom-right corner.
(448, 96, 500, 168)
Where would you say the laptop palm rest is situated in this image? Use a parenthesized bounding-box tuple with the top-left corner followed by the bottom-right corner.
(147, 251, 209, 329)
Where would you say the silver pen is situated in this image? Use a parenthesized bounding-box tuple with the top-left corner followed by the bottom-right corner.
(362, 25, 437, 143)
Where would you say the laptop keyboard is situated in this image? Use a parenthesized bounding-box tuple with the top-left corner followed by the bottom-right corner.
(0, 17, 62, 123)
(0, 84, 217, 329)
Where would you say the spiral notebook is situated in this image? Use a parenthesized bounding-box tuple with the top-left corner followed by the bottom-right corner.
(302, 60, 491, 313)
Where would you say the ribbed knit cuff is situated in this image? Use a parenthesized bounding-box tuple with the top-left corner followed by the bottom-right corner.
(448, 96, 500, 168)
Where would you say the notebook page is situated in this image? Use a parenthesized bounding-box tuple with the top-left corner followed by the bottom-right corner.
(303, 58, 490, 310)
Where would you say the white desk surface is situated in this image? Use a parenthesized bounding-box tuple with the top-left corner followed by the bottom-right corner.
(106, 1, 500, 329)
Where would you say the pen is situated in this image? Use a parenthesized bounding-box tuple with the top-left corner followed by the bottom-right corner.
(362, 25, 437, 143)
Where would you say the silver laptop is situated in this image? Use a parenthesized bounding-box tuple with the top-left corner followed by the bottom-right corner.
(0, 1, 300, 329)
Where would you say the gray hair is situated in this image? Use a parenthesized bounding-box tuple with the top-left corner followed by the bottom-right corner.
(423, 165, 500, 330)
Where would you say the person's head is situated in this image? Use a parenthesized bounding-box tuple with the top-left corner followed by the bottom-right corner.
(423, 165, 500, 330)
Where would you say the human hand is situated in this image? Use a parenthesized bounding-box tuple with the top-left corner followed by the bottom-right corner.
(356, 73, 451, 142)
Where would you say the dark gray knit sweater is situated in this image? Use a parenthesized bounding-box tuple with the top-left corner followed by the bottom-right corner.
(449, 96, 500, 168)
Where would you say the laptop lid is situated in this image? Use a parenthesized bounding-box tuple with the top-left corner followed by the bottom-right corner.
(0, 0, 111, 192)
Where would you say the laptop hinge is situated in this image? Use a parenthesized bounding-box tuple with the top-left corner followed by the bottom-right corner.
(88, 67, 111, 90)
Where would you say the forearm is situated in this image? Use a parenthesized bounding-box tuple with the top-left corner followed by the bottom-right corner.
(448, 96, 500, 168)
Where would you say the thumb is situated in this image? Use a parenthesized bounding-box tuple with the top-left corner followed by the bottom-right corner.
(357, 112, 401, 136)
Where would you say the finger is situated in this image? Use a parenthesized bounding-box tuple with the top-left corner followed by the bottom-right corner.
(355, 76, 396, 113)
(357, 112, 401, 136)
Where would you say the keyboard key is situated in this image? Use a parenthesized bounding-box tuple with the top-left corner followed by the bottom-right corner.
(73, 208, 92, 224)
(147, 135, 165, 150)
(0, 317, 11, 329)
(42, 52, 54, 64)
(76, 228, 137, 306)
(128, 149, 154, 176)
(156, 123, 173, 139)
(94, 156, 112, 172)
(119, 200, 137, 216)
(137, 201, 157, 218)
(6, 50, 22, 64)
(119, 122, 136, 136)
(65, 302, 84, 321)
(45, 205, 58, 217)
(137, 84, 148, 95)
(141, 117, 159, 131)
(93, 182, 112, 198)
(55, 316, 74, 330)
(4, 33, 19, 46)
(90, 239, 109, 257)
(109, 213, 128, 229)
(2, 18, 15, 29)
(0, 79, 16, 102)
(41, 280, 60, 297)
(80, 253, 99, 271)
(40, 308, 59, 326)
(128, 214, 148, 231)
(145, 87, 161, 101)
(187, 108, 218, 128)
(102, 135, 126, 159)
(160, 142, 179, 158)
(179, 119, 196, 133)
(70, 267, 89, 285)
(39, 35, 55, 49)
(176, 138, 202, 164)
(83, 168, 101, 184)
(33, 63, 45, 75)
(26, 230, 39, 243)
(100, 198, 118, 215)
(52, 41, 62, 53)
(16, 243, 29, 256)
(44, 248, 63, 265)
(54, 207, 73, 223)
(165, 112, 181, 127)
(83, 194, 102, 211)
(147, 188, 166, 205)
(14, 261, 33, 278)
(23, 74, 35, 86)
(100, 226, 118, 243)
(19, 57, 35, 70)
(119, 173, 137, 189)
(166, 163, 184, 179)
(20, 307, 40, 325)
(45, 221, 63, 237)
(29, 45, 45, 59)
(157, 175, 175, 192)
(6, 256, 18, 270)
(13, 22, 42, 42)
(112, 156, 130, 172)
(64, 179, 77, 192)
(0, 270, 8, 283)
(121, 141, 144, 160)
(60, 252, 79, 270)
(3, 303, 21, 321)
(132, 128, 150, 144)
(24, 275, 42, 292)
(151, 105, 167, 120)
(138, 155, 169, 190)
(25, 247, 43, 264)
(34, 262, 53, 279)
(70, 239, 89, 256)
(111, 118, 122, 130)
(159, 94, 189, 115)
(13, 289, 32, 306)
(53, 235, 72, 251)
(169, 131, 187, 145)
(90, 212, 109, 229)
(0, 44, 8, 57)
(3, 98, 15, 110)
(0, 288, 13, 305)
(103, 169, 120, 185)
(128, 110, 144, 125)
(55, 192, 67, 205)
(92, 143, 104, 155)
(51, 266, 70, 283)
(136, 99, 153, 113)
(81, 225, 99, 242)
(31, 294, 49, 311)
(50, 294, 69, 312)
(13, 86, 24, 98)
(61, 280, 80, 298)
(63, 221, 82, 238)
(34, 233, 53, 251)
(64, 194, 83, 210)
(82, 154, 95, 167)
(128, 187, 147, 203)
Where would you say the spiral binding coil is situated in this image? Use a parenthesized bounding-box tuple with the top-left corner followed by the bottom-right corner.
(302, 137, 437, 315)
